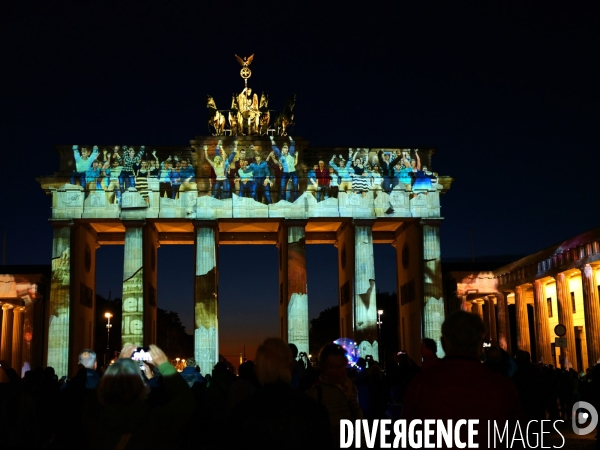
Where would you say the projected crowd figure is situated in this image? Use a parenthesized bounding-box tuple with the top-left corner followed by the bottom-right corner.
(67, 140, 439, 205)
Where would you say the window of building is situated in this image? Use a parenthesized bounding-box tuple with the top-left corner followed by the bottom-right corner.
(571, 292, 576, 313)
(547, 298, 553, 317)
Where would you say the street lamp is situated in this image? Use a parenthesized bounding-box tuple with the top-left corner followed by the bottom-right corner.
(377, 309, 384, 370)
(105, 312, 113, 368)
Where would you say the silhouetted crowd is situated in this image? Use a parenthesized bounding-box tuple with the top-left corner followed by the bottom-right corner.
(1, 311, 600, 449)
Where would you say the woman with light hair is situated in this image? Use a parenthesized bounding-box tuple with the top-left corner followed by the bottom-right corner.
(84, 344, 194, 449)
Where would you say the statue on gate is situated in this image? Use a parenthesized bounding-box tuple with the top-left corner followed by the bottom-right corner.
(237, 87, 260, 135)
(258, 91, 271, 136)
(206, 94, 225, 136)
(228, 94, 242, 136)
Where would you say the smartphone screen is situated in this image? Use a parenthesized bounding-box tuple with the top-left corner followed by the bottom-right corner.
(131, 347, 152, 363)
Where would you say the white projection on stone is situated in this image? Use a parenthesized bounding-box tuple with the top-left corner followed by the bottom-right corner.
(194, 226, 218, 375)
(122, 226, 144, 347)
(47, 225, 71, 378)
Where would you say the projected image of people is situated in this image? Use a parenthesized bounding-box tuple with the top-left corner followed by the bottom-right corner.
(204, 140, 233, 199)
(245, 148, 272, 204)
(71, 145, 99, 188)
(271, 136, 298, 202)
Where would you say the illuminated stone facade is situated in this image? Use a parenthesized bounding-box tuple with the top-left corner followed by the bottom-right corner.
(446, 226, 600, 373)
(0, 267, 49, 380)
(37, 135, 454, 376)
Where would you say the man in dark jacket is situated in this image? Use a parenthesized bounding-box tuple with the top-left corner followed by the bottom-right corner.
(180, 357, 205, 387)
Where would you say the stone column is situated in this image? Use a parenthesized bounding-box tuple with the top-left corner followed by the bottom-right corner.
(1, 304, 14, 365)
(354, 222, 378, 360)
(514, 286, 531, 354)
(556, 273, 578, 370)
(11, 307, 25, 373)
(421, 220, 445, 357)
(122, 222, 145, 347)
(47, 222, 72, 377)
(496, 292, 511, 353)
(581, 265, 600, 367)
(472, 301, 484, 320)
(484, 296, 498, 346)
(533, 280, 553, 364)
(286, 224, 308, 356)
(460, 295, 468, 312)
(464, 301, 473, 313)
(194, 222, 219, 376)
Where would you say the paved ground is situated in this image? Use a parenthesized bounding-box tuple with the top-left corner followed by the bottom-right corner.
(544, 422, 597, 449)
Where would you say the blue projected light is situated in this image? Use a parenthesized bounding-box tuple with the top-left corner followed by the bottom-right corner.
(334, 337, 360, 366)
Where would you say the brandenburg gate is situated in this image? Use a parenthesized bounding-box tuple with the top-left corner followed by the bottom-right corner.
(36, 57, 453, 377)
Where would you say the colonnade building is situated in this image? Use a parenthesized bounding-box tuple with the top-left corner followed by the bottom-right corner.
(446, 226, 600, 373)
(35, 135, 453, 377)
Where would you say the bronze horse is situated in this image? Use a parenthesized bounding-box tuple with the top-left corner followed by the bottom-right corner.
(274, 94, 296, 136)
(228, 94, 241, 136)
(207, 95, 225, 136)
(258, 91, 270, 136)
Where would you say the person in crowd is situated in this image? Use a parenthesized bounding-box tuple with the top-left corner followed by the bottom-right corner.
(271, 135, 298, 202)
(266, 149, 283, 202)
(158, 156, 173, 199)
(314, 159, 330, 201)
(71, 145, 99, 187)
(305, 164, 319, 199)
(245, 150, 273, 204)
(368, 164, 383, 198)
(350, 154, 369, 197)
(329, 154, 353, 194)
(204, 141, 232, 199)
(226, 142, 243, 195)
(328, 166, 339, 198)
(306, 343, 363, 448)
(134, 159, 150, 204)
(237, 159, 253, 197)
(401, 311, 525, 447)
(420, 337, 440, 370)
(78, 349, 101, 390)
(170, 159, 182, 199)
(230, 338, 332, 449)
(180, 357, 205, 387)
(178, 158, 196, 194)
(84, 159, 107, 193)
(84, 344, 194, 449)
(113, 145, 145, 193)
(377, 149, 403, 193)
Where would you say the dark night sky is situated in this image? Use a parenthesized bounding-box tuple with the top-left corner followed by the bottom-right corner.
(1, 2, 599, 361)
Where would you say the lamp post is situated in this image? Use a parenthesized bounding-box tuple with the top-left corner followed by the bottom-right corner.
(377, 309, 384, 370)
(105, 312, 113, 368)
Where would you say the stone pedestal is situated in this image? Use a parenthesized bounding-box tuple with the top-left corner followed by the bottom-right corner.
(556, 273, 578, 370)
(533, 280, 553, 364)
(496, 292, 511, 353)
(422, 221, 445, 357)
(581, 265, 600, 367)
(194, 222, 219, 375)
(515, 285, 531, 354)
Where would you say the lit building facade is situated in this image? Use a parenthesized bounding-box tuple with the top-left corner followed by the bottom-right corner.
(0, 266, 49, 379)
(446, 227, 600, 372)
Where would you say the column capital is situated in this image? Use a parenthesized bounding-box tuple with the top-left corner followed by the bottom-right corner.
(1, 303, 14, 311)
(192, 219, 219, 230)
(419, 219, 444, 227)
(283, 219, 308, 228)
(352, 219, 376, 228)
(122, 219, 146, 228)
(49, 219, 74, 229)
(583, 263, 594, 278)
